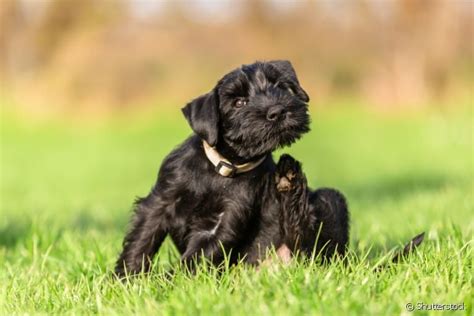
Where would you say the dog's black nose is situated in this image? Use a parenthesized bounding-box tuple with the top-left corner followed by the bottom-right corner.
(266, 106, 285, 121)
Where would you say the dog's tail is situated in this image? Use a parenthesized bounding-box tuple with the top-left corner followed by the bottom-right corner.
(391, 232, 425, 263)
(374, 232, 425, 271)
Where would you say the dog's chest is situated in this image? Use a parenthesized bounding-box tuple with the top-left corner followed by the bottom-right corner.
(209, 176, 257, 208)
(186, 173, 261, 215)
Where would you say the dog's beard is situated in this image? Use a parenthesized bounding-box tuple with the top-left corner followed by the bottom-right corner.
(222, 104, 310, 158)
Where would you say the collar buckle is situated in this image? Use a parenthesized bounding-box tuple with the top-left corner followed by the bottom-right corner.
(215, 161, 237, 177)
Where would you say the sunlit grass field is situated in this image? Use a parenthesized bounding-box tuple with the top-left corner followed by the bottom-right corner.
(1, 105, 472, 315)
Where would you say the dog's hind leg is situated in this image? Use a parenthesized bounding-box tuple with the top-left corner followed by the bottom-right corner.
(275, 154, 313, 253)
(309, 188, 349, 259)
(115, 193, 169, 277)
(275, 154, 349, 260)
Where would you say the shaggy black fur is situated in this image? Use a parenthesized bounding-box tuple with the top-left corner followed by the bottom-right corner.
(115, 60, 349, 276)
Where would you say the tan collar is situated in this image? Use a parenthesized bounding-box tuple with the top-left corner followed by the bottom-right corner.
(202, 141, 266, 177)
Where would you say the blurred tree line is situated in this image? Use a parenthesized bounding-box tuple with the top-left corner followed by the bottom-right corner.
(0, 0, 472, 116)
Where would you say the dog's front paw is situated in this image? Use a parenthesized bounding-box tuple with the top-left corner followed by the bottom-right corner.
(275, 154, 303, 192)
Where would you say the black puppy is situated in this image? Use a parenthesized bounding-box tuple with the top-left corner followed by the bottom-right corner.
(115, 60, 349, 276)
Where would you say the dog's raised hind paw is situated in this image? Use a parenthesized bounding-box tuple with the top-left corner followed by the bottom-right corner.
(275, 154, 304, 192)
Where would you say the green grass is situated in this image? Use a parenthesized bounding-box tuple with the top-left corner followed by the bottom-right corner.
(1, 106, 473, 315)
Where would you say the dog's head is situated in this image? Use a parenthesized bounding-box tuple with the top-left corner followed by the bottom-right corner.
(182, 60, 310, 159)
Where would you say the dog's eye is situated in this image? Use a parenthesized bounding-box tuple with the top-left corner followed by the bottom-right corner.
(277, 82, 295, 95)
(235, 99, 248, 108)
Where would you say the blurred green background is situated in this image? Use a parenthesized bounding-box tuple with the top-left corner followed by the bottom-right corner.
(1, 1, 473, 314)
(1, 0, 473, 252)
(0, 0, 472, 116)
(1, 0, 473, 258)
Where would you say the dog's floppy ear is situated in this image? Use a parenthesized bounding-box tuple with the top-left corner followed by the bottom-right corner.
(182, 89, 219, 146)
(269, 60, 310, 102)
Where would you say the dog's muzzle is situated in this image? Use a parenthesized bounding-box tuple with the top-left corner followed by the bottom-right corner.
(202, 141, 266, 177)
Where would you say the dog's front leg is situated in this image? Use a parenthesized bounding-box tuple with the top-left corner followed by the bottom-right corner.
(180, 236, 224, 271)
(115, 193, 169, 277)
(180, 215, 242, 271)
